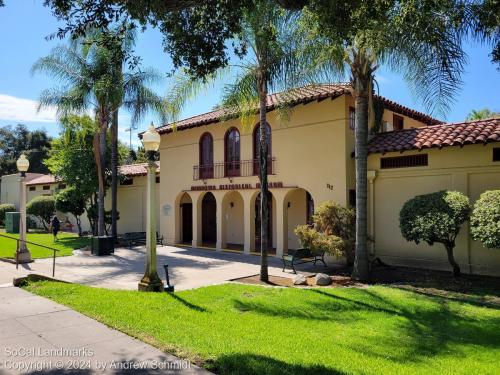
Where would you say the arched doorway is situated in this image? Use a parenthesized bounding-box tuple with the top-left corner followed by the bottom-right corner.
(179, 193, 193, 244)
(255, 191, 274, 252)
(286, 188, 315, 250)
(223, 191, 244, 251)
(202, 192, 217, 245)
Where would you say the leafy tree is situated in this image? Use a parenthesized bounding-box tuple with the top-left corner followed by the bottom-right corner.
(27, 196, 56, 231)
(45, 115, 128, 235)
(301, 0, 472, 280)
(466, 108, 500, 120)
(55, 187, 86, 236)
(0, 204, 16, 226)
(470, 190, 500, 249)
(134, 146, 159, 163)
(400, 191, 471, 277)
(0, 124, 52, 176)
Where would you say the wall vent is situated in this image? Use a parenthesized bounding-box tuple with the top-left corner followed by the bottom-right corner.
(381, 154, 428, 169)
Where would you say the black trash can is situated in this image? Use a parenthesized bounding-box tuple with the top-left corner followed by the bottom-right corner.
(91, 236, 115, 256)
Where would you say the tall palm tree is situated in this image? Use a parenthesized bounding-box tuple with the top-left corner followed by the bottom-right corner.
(32, 42, 115, 235)
(95, 26, 167, 241)
(301, 0, 471, 280)
(33, 31, 168, 237)
(220, 0, 309, 282)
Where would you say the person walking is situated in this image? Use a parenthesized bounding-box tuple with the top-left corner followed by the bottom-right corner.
(50, 215, 61, 242)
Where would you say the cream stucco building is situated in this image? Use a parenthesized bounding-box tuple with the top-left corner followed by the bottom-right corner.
(152, 84, 500, 276)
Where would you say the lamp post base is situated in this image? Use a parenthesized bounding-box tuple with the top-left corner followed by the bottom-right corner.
(16, 250, 32, 264)
(138, 275, 164, 292)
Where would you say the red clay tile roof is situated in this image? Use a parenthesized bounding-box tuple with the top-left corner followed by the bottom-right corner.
(155, 84, 442, 135)
(368, 117, 500, 154)
(119, 162, 160, 177)
(26, 175, 58, 186)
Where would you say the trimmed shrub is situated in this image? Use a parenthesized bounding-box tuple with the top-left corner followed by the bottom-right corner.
(294, 201, 354, 262)
(470, 190, 500, 249)
(400, 190, 470, 276)
(26, 195, 55, 231)
(0, 203, 16, 225)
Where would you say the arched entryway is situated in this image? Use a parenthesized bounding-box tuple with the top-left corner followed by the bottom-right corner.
(285, 188, 315, 250)
(179, 193, 193, 244)
(255, 191, 275, 253)
(223, 191, 245, 251)
(202, 192, 217, 246)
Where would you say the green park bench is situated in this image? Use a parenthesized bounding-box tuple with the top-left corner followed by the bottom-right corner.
(282, 248, 327, 274)
(123, 232, 164, 248)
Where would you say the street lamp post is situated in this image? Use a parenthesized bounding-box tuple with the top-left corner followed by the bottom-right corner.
(138, 123, 163, 292)
(16, 154, 31, 263)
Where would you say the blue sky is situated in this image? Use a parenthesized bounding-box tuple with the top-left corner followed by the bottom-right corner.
(0, 0, 499, 148)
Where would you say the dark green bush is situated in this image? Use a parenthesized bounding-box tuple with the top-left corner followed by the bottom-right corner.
(26, 195, 55, 230)
(0, 203, 16, 225)
(399, 190, 470, 276)
(470, 190, 500, 249)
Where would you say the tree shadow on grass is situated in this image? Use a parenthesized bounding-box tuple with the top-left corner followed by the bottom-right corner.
(232, 287, 500, 366)
(212, 353, 345, 375)
(166, 292, 207, 312)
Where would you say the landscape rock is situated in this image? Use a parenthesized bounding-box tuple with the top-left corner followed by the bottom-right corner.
(315, 273, 332, 286)
(293, 274, 307, 285)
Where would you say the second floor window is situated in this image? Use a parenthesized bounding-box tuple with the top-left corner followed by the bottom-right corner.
(199, 132, 214, 179)
(225, 127, 240, 177)
(253, 122, 272, 175)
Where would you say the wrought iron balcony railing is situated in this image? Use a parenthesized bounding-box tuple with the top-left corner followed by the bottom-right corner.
(193, 158, 276, 180)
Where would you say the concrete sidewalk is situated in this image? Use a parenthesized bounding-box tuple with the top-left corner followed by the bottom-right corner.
(0, 286, 211, 374)
(0, 246, 330, 291)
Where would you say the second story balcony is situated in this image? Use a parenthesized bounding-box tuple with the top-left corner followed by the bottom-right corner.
(193, 158, 276, 180)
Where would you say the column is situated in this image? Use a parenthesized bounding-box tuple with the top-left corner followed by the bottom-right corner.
(190, 192, 202, 247)
(274, 190, 289, 258)
(242, 191, 256, 254)
(215, 191, 226, 251)
(367, 170, 377, 256)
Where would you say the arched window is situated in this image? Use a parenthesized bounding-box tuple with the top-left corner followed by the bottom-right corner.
(253, 122, 272, 175)
(225, 127, 240, 177)
(199, 133, 213, 179)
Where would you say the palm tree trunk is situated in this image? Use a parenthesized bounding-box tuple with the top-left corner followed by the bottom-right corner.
(111, 110, 118, 241)
(98, 123, 106, 236)
(351, 50, 372, 281)
(92, 112, 107, 237)
(258, 75, 269, 283)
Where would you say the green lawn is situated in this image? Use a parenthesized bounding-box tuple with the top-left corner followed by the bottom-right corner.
(24, 282, 500, 375)
(0, 232, 90, 259)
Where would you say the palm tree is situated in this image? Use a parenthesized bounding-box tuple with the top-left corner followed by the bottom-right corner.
(301, 1, 471, 280)
(220, 0, 309, 282)
(95, 26, 167, 241)
(33, 30, 167, 237)
(32, 42, 115, 235)
(466, 108, 499, 121)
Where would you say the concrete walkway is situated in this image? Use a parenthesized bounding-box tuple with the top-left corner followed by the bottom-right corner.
(0, 286, 210, 374)
(0, 246, 330, 290)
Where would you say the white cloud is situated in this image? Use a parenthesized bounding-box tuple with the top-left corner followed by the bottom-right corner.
(0, 94, 57, 123)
